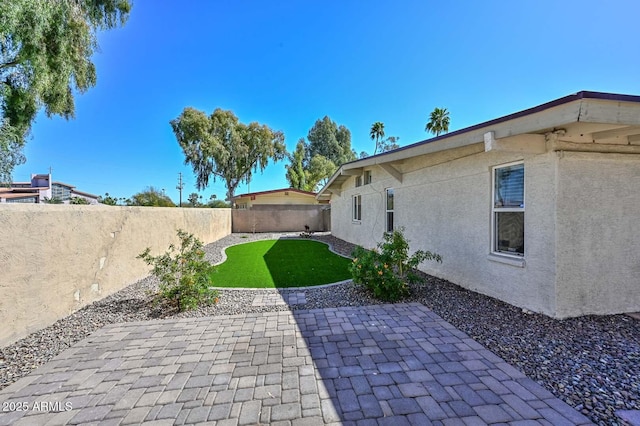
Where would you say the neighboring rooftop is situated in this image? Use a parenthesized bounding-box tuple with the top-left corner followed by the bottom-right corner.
(232, 187, 318, 199)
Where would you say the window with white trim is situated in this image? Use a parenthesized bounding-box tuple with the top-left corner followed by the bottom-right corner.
(352, 195, 362, 221)
(355, 176, 362, 187)
(364, 170, 372, 184)
(492, 162, 524, 256)
(385, 188, 394, 233)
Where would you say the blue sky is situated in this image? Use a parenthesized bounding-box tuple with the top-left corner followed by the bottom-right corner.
(13, 0, 640, 203)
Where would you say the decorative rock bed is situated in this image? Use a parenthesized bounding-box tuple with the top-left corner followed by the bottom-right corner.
(0, 232, 638, 425)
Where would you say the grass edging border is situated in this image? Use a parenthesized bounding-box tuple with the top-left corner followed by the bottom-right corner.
(211, 235, 353, 267)
(210, 278, 354, 292)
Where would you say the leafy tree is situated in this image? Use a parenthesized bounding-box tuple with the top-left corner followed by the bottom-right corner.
(306, 155, 336, 190)
(285, 139, 310, 191)
(70, 196, 90, 205)
(0, 0, 132, 183)
(129, 187, 176, 207)
(359, 136, 401, 158)
(425, 107, 450, 136)
(285, 117, 356, 192)
(307, 116, 356, 166)
(43, 196, 62, 204)
(171, 108, 286, 200)
(378, 136, 400, 153)
(0, 120, 24, 184)
(187, 192, 201, 207)
(285, 139, 337, 192)
(207, 199, 230, 208)
(99, 192, 119, 205)
(370, 122, 385, 155)
(204, 194, 229, 208)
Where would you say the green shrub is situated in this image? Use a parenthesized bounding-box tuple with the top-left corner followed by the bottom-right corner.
(43, 196, 62, 204)
(70, 196, 90, 204)
(138, 229, 218, 311)
(350, 228, 442, 301)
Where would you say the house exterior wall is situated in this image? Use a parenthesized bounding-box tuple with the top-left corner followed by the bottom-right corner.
(331, 147, 562, 316)
(324, 92, 640, 318)
(0, 205, 231, 346)
(331, 145, 640, 318)
(554, 151, 640, 317)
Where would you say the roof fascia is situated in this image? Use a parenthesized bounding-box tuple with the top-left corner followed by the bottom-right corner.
(233, 188, 317, 200)
(317, 91, 640, 198)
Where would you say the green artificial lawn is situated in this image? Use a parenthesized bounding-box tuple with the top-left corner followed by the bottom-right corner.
(210, 239, 352, 288)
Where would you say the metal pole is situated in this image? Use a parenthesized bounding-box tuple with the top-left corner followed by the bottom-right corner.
(176, 173, 184, 207)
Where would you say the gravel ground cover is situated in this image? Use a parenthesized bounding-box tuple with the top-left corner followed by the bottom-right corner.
(0, 232, 638, 425)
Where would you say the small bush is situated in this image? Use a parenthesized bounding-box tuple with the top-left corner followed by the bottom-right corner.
(350, 228, 442, 301)
(138, 230, 218, 311)
(70, 196, 90, 204)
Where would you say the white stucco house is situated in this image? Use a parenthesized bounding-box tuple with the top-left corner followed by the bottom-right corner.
(317, 91, 640, 318)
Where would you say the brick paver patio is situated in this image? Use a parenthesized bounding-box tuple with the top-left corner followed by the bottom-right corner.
(251, 292, 307, 307)
(0, 303, 592, 425)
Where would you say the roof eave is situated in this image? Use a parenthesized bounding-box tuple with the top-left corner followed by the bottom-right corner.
(232, 187, 317, 200)
(318, 91, 640, 198)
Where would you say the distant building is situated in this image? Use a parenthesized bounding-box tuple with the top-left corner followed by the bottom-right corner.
(0, 173, 99, 204)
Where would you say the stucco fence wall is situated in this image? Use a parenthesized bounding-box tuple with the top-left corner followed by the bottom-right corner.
(232, 205, 330, 233)
(0, 205, 231, 346)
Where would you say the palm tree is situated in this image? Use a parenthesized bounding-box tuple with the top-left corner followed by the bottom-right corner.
(370, 122, 385, 155)
(425, 107, 450, 136)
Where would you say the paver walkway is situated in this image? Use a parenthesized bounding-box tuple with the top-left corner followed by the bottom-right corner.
(251, 292, 307, 307)
(0, 303, 592, 425)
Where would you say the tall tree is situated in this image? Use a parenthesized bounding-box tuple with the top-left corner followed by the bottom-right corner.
(129, 187, 175, 207)
(285, 138, 309, 190)
(171, 107, 286, 200)
(206, 194, 229, 208)
(187, 192, 201, 207)
(0, 121, 23, 184)
(307, 116, 356, 166)
(370, 122, 385, 155)
(99, 192, 119, 206)
(207, 199, 230, 208)
(0, 0, 132, 183)
(285, 141, 336, 192)
(425, 107, 450, 136)
(306, 154, 336, 190)
(359, 136, 401, 158)
(285, 116, 354, 192)
(70, 196, 90, 205)
(378, 135, 400, 153)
